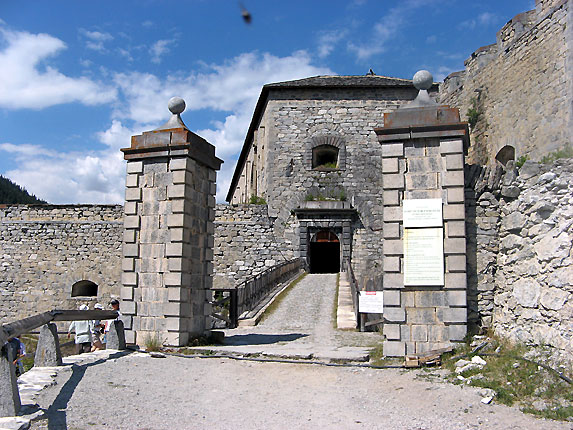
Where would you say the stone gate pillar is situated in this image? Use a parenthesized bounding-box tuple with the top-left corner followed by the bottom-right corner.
(375, 71, 469, 357)
(120, 97, 222, 346)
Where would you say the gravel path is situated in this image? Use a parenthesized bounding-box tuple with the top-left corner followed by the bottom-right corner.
(222, 273, 380, 352)
(29, 352, 570, 430)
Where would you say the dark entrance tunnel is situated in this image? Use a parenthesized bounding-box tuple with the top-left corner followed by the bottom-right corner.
(309, 230, 340, 273)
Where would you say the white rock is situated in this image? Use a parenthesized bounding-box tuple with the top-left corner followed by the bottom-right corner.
(481, 396, 494, 404)
(471, 356, 487, 366)
(511, 278, 541, 308)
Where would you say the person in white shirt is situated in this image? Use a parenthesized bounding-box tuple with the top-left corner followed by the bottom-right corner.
(68, 304, 93, 354)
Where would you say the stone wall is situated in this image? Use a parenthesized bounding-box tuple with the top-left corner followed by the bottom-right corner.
(466, 159, 573, 363)
(0, 205, 123, 324)
(440, 0, 571, 165)
(213, 204, 292, 289)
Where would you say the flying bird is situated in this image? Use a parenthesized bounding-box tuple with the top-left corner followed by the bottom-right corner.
(240, 3, 252, 24)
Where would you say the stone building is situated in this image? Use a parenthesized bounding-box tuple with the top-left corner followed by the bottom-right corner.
(225, 75, 438, 289)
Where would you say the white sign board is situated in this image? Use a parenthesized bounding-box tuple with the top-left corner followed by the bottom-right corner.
(403, 198, 443, 228)
(404, 227, 444, 286)
(358, 291, 384, 313)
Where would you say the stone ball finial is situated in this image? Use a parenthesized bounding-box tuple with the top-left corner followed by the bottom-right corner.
(168, 97, 186, 115)
(412, 70, 433, 90)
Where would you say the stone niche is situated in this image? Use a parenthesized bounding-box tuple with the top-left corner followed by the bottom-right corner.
(375, 99, 470, 357)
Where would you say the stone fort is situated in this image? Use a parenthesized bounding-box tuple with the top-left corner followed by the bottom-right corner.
(1, 0, 571, 360)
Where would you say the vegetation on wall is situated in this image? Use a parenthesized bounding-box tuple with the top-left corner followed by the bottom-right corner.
(540, 144, 573, 164)
(515, 155, 529, 168)
(0, 175, 46, 204)
(466, 97, 481, 129)
(249, 195, 267, 205)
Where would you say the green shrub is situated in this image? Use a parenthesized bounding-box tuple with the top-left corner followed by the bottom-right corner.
(515, 155, 528, 168)
(249, 195, 267, 205)
(540, 144, 573, 164)
(466, 97, 481, 129)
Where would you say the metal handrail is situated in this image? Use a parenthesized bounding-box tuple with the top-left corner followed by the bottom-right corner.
(342, 257, 360, 329)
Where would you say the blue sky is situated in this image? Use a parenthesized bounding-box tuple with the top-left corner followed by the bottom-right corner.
(0, 0, 532, 203)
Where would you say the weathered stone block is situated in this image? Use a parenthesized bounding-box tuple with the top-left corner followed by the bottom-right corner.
(437, 307, 467, 323)
(448, 324, 467, 341)
(383, 341, 405, 357)
(124, 215, 140, 229)
(443, 204, 465, 220)
(382, 143, 404, 158)
(383, 273, 404, 288)
(440, 139, 463, 154)
(126, 173, 139, 188)
(428, 325, 449, 342)
(167, 287, 191, 303)
(121, 300, 137, 315)
(446, 220, 465, 237)
(125, 188, 142, 202)
(447, 187, 465, 203)
(407, 308, 435, 324)
(127, 161, 143, 174)
(406, 173, 438, 190)
(124, 201, 138, 215)
(442, 171, 464, 188)
(164, 272, 191, 287)
(383, 207, 403, 222)
(411, 325, 428, 342)
(382, 158, 399, 173)
(169, 157, 193, 171)
(172, 170, 191, 184)
(123, 243, 139, 257)
(444, 273, 467, 289)
(122, 258, 135, 271)
(445, 153, 464, 170)
(384, 239, 403, 255)
(383, 174, 405, 190)
(383, 307, 405, 322)
(415, 291, 446, 307)
(383, 290, 401, 306)
(384, 324, 401, 340)
(444, 238, 466, 254)
(167, 184, 186, 199)
(121, 272, 137, 286)
(383, 256, 401, 272)
(34, 323, 63, 367)
(446, 255, 466, 272)
(383, 190, 400, 206)
(446, 290, 467, 307)
(121, 287, 134, 300)
(407, 157, 442, 173)
(383, 222, 400, 239)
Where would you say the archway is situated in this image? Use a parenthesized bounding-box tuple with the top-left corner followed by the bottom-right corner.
(309, 230, 340, 273)
(71, 280, 98, 297)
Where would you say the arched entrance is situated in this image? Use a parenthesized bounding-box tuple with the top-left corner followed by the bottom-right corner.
(309, 230, 340, 273)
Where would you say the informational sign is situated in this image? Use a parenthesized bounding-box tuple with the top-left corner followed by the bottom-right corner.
(358, 291, 384, 313)
(404, 227, 444, 286)
(403, 198, 443, 228)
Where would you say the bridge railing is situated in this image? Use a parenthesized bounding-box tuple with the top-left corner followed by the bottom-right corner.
(211, 258, 306, 328)
(1, 309, 123, 417)
(341, 257, 360, 330)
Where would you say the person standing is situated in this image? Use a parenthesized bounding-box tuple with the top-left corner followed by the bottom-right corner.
(68, 304, 92, 354)
(91, 303, 105, 351)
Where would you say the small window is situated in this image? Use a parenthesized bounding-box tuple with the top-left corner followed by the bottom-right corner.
(71, 280, 98, 297)
(312, 145, 339, 169)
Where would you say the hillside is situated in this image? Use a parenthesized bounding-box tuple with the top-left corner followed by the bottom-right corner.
(0, 175, 46, 204)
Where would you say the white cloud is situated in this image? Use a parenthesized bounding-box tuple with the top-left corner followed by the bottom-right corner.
(111, 50, 332, 202)
(317, 30, 347, 58)
(0, 28, 117, 109)
(80, 29, 114, 52)
(2, 48, 331, 203)
(459, 12, 498, 30)
(0, 120, 143, 204)
(150, 39, 175, 64)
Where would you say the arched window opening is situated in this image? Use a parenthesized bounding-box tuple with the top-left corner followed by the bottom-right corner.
(71, 280, 98, 297)
(312, 145, 339, 169)
(312, 230, 340, 243)
(495, 145, 515, 166)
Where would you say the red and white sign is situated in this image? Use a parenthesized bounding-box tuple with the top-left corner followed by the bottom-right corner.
(358, 291, 384, 313)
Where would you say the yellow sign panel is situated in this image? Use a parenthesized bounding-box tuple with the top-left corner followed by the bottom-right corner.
(404, 227, 444, 286)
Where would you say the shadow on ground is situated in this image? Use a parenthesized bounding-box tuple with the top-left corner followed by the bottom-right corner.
(26, 350, 131, 430)
(222, 333, 307, 346)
